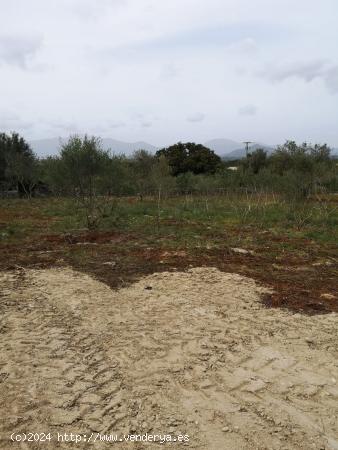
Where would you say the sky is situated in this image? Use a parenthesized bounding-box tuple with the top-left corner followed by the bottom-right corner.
(0, 0, 337, 147)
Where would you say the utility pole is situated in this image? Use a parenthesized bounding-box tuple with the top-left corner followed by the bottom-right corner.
(243, 141, 252, 157)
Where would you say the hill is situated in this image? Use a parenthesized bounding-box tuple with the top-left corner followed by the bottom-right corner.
(223, 143, 275, 160)
(29, 137, 158, 157)
(204, 138, 242, 154)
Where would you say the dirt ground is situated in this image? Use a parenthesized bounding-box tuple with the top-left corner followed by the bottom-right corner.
(0, 266, 337, 449)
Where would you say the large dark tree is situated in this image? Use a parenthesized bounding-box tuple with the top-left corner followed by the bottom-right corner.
(0, 132, 38, 196)
(156, 142, 221, 176)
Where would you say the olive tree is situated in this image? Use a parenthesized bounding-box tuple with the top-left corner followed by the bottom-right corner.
(58, 135, 111, 229)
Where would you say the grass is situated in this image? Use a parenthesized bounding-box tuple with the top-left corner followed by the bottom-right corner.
(0, 194, 337, 246)
(0, 193, 337, 315)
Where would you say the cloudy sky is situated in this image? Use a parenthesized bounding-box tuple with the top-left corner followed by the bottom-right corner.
(0, 0, 337, 146)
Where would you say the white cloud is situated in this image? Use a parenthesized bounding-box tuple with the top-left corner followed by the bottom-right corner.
(0, 34, 42, 69)
(69, 0, 127, 21)
(0, 111, 33, 131)
(324, 66, 338, 94)
(239, 105, 257, 116)
(227, 38, 258, 55)
(51, 120, 79, 133)
(141, 121, 152, 128)
(261, 60, 326, 82)
(109, 120, 126, 129)
(260, 60, 338, 94)
(159, 63, 179, 80)
(0, 0, 337, 145)
(187, 113, 205, 123)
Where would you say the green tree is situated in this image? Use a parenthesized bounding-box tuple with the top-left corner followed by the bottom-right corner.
(0, 136, 7, 189)
(270, 141, 314, 175)
(151, 155, 175, 194)
(156, 142, 222, 176)
(246, 148, 267, 174)
(0, 132, 38, 196)
(57, 135, 111, 228)
(106, 154, 133, 195)
(268, 141, 334, 198)
(131, 149, 156, 198)
(175, 172, 197, 193)
(39, 156, 64, 196)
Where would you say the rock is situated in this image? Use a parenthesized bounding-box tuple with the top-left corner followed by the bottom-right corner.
(320, 293, 336, 300)
(222, 426, 230, 432)
(103, 261, 116, 267)
(230, 248, 253, 255)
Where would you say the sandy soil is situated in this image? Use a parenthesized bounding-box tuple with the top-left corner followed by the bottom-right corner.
(0, 267, 337, 449)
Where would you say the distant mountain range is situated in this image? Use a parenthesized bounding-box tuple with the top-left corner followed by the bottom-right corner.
(29, 137, 158, 157)
(204, 139, 275, 159)
(223, 144, 275, 160)
(29, 137, 337, 159)
(204, 138, 243, 155)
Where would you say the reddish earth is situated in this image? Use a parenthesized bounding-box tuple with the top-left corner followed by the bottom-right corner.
(0, 230, 336, 315)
